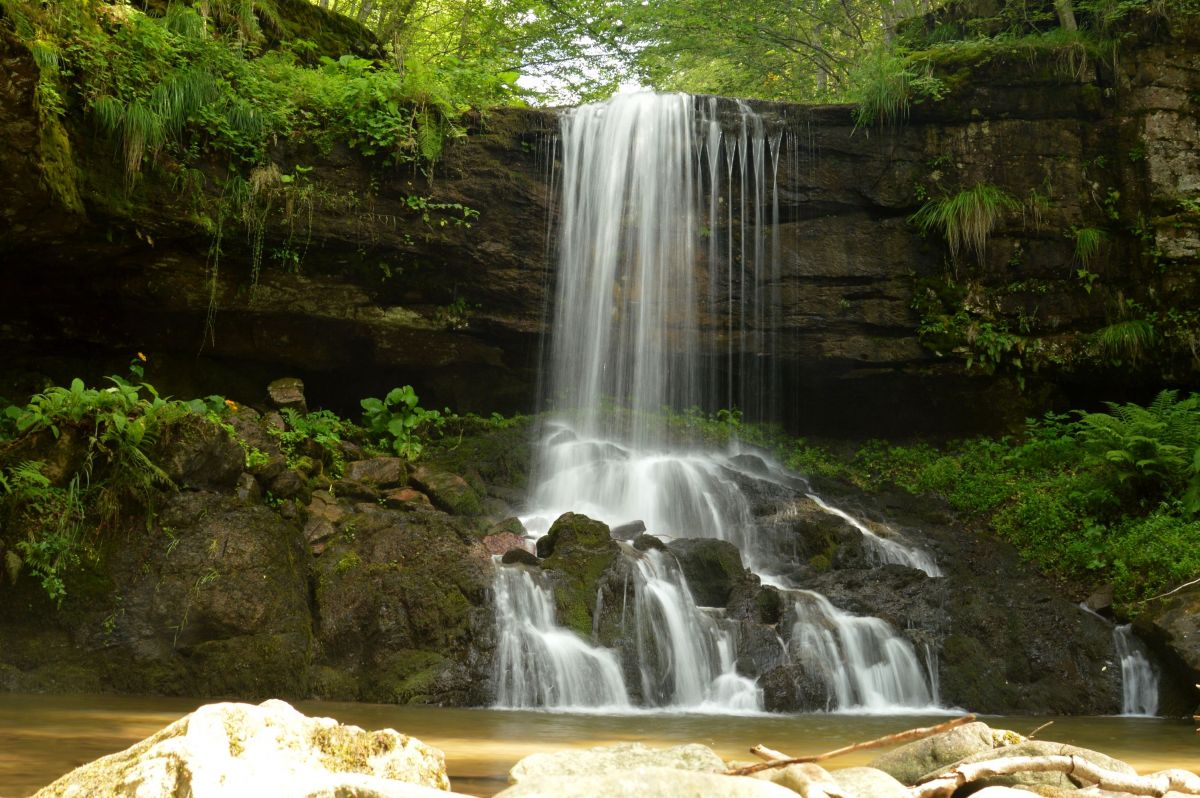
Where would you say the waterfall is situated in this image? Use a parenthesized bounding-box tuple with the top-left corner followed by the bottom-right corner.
(500, 92, 943, 713)
(630, 549, 760, 711)
(805, 494, 942, 577)
(493, 566, 629, 710)
(1113, 624, 1159, 716)
(788, 591, 935, 711)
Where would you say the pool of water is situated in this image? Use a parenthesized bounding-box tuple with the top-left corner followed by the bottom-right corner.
(2, 693, 1195, 796)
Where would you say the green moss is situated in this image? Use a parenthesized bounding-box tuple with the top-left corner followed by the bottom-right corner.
(371, 649, 449, 704)
(540, 513, 620, 636)
(312, 724, 398, 773)
(37, 115, 83, 215)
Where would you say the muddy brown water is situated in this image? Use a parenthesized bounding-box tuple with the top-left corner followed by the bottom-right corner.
(1, 693, 1196, 796)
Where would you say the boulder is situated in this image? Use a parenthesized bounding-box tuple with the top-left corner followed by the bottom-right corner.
(154, 415, 244, 491)
(344, 458, 408, 489)
(410, 466, 482, 516)
(32, 699, 460, 798)
(496, 767, 798, 798)
(633, 533, 666, 552)
(382, 488, 435, 511)
(484, 532, 528, 556)
(665, 538, 746, 608)
(611, 520, 647, 540)
(918, 740, 1138, 792)
(829, 766, 909, 798)
(508, 742, 725, 782)
(868, 721, 995, 785)
(501, 549, 539, 567)
(749, 762, 847, 796)
(267, 377, 307, 413)
(1135, 583, 1200, 688)
(535, 513, 620, 636)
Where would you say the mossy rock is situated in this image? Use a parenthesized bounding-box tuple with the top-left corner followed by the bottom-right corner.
(369, 649, 452, 704)
(665, 538, 746, 608)
(539, 513, 620, 637)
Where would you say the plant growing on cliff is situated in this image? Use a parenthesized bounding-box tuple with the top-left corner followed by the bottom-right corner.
(910, 184, 1021, 264)
(361, 386, 444, 460)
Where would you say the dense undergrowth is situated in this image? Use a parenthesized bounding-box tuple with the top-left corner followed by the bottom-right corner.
(0, 362, 501, 604)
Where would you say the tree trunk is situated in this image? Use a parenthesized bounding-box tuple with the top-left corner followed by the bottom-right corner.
(1055, 0, 1079, 31)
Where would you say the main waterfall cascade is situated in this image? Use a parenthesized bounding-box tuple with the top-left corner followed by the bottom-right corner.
(496, 92, 945, 713)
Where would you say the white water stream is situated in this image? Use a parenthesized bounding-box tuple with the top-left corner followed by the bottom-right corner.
(1113, 624, 1159, 717)
(498, 92, 943, 714)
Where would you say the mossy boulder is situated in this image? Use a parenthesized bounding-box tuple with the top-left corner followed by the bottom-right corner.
(538, 513, 620, 637)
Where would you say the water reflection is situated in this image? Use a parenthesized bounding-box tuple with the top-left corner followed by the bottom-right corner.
(1, 693, 1194, 797)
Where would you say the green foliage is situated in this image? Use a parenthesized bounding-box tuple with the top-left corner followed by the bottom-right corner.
(0, 364, 198, 604)
(1094, 318, 1156, 365)
(835, 394, 1200, 608)
(1073, 226, 1106, 265)
(361, 386, 444, 460)
(910, 184, 1021, 262)
(273, 408, 354, 477)
(851, 47, 946, 128)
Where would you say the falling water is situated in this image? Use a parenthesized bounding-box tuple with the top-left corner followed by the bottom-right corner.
(503, 92, 943, 713)
(805, 494, 942, 577)
(1113, 625, 1159, 717)
(630, 549, 760, 710)
(788, 591, 935, 711)
(493, 566, 629, 710)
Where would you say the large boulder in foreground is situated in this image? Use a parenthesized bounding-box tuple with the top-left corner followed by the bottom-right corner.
(33, 699, 468, 798)
(495, 767, 797, 798)
(508, 742, 725, 782)
(867, 720, 996, 785)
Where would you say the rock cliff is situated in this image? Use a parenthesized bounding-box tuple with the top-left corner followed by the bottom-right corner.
(1, 7, 1197, 436)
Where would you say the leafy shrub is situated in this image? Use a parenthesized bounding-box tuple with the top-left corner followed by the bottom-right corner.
(361, 386, 444, 460)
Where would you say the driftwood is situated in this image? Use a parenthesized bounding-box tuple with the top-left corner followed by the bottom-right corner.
(725, 715, 977, 776)
(912, 754, 1200, 798)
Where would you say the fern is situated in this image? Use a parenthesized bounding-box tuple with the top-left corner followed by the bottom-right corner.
(910, 184, 1021, 263)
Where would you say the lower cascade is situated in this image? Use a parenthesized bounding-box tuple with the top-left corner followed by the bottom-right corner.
(787, 591, 935, 711)
(493, 567, 629, 710)
(631, 549, 760, 711)
(1113, 624, 1159, 717)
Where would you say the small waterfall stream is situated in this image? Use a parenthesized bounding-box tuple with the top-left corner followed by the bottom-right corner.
(1113, 624, 1159, 717)
(497, 91, 945, 714)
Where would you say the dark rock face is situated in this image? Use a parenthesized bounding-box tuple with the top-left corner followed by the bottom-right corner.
(665, 538, 747, 607)
(2, 17, 1198, 437)
(0, 411, 511, 706)
(1135, 584, 1200, 715)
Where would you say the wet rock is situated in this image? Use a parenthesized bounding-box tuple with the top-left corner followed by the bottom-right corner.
(830, 766, 909, 798)
(537, 513, 620, 636)
(666, 538, 746, 607)
(1084, 583, 1115, 615)
(381, 488, 434, 511)
(268, 468, 311, 503)
(501, 548, 539, 567)
(632, 533, 666, 552)
(235, 472, 261, 503)
(727, 582, 783, 625)
(313, 507, 492, 705)
(869, 721, 995, 785)
(344, 457, 407, 489)
(488, 517, 527, 538)
(497, 768, 797, 798)
(410, 466, 482, 516)
(508, 742, 725, 782)
(485, 532, 528, 556)
(760, 664, 831, 713)
(1135, 583, 1200, 693)
(31, 699, 458, 798)
(329, 478, 379, 502)
(267, 377, 307, 413)
(610, 520, 646, 540)
(155, 415, 244, 491)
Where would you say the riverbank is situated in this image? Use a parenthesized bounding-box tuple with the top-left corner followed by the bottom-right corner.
(4, 694, 1197, 797)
